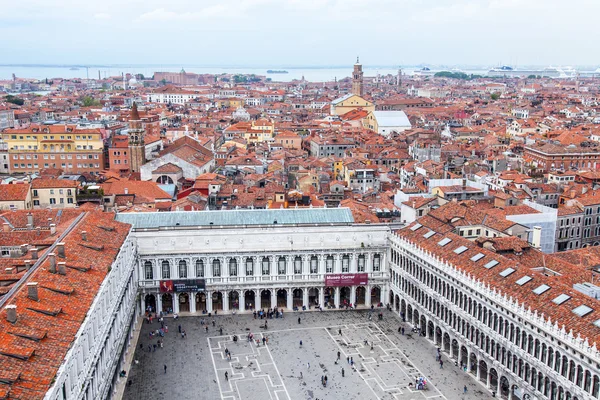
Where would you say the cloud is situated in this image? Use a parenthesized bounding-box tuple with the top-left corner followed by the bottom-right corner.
(93, 13, 111, 20)
(136, 5, 230, 22)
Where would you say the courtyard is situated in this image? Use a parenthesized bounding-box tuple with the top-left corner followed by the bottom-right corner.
(123, 309, 493, 400)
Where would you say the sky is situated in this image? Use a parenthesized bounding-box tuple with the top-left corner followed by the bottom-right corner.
(1, 0, 599, 67)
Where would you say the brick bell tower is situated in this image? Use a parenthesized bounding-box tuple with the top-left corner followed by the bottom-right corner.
(128, 102, 146, 172)
(352, 56, 364, 96)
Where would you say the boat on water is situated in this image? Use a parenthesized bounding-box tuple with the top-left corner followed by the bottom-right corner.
(69, 67, 80, 71)
(487, 66, 576, 78)
(412, 67, 436, 76)
(266, 70, 288, 74)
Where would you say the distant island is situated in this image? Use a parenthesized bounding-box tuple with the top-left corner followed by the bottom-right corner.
(267, 70, 288, 74)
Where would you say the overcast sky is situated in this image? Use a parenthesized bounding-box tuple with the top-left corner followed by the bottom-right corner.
(2, 0, 599, 67)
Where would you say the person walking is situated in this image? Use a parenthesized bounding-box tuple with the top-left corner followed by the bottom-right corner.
(298, 317, 301, 324)
(220, 327, 223, 335)
(164, 364, 167, 374)
(178, 325, 181, 333)
(225, 371, 229, 381)
(440, 360, 444, 369)
(337, 351, 341, 361)
(342, 368, 345, 377)
(338, 328, 342, 336)
(347, 356, 350, 364)
(299, 340, 303, 347)
(464, 385, 467, 394)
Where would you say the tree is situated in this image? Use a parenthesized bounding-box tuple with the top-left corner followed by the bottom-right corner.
(81, 96, 100, 107)
(4, 95, 24, 106)
(490, 93, 500, 101)
(160, 79, 167, 86)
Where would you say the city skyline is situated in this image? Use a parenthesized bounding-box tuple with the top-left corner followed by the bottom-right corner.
(2, 0, 600, 66)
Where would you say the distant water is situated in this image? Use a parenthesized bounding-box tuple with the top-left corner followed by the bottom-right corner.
(0, 65, 491, 83)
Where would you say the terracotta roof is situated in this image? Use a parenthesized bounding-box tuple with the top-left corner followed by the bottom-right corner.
(0, 185, 30, 202)
(31, 179, 78, 189)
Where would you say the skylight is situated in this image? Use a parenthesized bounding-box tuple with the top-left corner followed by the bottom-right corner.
(470, 253, 485, 262)
(533, 284, 551, 295)
(484, 260, 499, 269)
(553, 294, 571, 305)
(500, 267, 515, 277)
(516, 276, 532, 286)
(594, 319, 600, 329)
(573, 305, 593, 317)
(423, 230, 436, 239)
(438, 238, 452, 247)
(453, 246, 468, 254)
(410, 223, 423, 231)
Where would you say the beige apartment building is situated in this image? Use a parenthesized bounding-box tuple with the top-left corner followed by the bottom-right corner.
(2, 124, 105, 174)
(31, 179, 78, 208)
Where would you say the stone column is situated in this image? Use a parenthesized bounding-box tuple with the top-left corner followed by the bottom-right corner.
(223, 290, 229, 312)
(334, 287, 341, 308)
(350, 253, 357, 273)
(256, 289, 262, 311)
(319, 255, 326, 275)
(287, 290, 293, 310)
(239, 294, 244, 313)
(190, 293, 196, 313)
(380, 286, 387, 306)
(206, 291, 213, 313)
(173, 293, 180, 313)
(271, 290, 277, 310)
(366, 253, 372, 273)
(335, 254, 342, 273)
(140, 293, 146, 315)
(365, 285, 372, 307)
(157, 293, 163, 314)
(319, 287, 325, 308)
(303, 289, 309, 309)
(350, 286, 357, 306)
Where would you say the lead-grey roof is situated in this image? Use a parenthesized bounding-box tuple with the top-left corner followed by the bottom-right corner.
(115, 208, 355, 229)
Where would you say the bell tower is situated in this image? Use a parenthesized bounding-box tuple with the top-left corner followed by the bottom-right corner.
(128, 103, 146, 172)
(352, 56, 364, 96)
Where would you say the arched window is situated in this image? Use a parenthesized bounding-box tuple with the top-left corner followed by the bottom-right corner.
(342, 255, 350, 272)
(326, 256, 334, 273)
(144, 261, 153, 280)
(229, 258, 238, 276)
(212, 259, 221, 277)
(278, 257, 286, 275)
(358, 255, 365, 272)
(245, 258, 254, 276)
(294, 256, 302, 274)
(195, 259, 204, 277)
(262, 257, 270, 275)
(161, 260, 170, 279)
(178, 260, 187, 278)
(310, 256, 318, 274)
(373, 254, 381, 271)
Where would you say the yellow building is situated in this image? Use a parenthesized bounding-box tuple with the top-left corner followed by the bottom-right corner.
(2, 125, 105, 174)
(330, 93, 374, 116)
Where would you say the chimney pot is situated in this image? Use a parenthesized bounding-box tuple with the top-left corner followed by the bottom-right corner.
(50, 223, 56, 235)
(3, 223, 10, 233)
(31, 248, 38, 259)
(49, 253, 56, 273)
(57, 243, 65, 258)
(27, 282, 38, 301)
(81, 231, 87, 241)
(57, 262, 67, 275)
(27, 213, 34, 228)
(24, 260, 32, 270)
(124, 187, 129, 194)
(6, 305, 17, 323)
(5, 267, 14, 274)
(21, 244, 29, 255)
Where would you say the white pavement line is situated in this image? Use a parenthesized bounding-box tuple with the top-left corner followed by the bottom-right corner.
(263, 341, 292, 400)
(209, 336, 228, 400)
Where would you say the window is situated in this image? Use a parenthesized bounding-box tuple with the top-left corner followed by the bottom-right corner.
(342, 255, 350, 272)
(483, 260, 499, 269)
(49, 198, 56, 205)
(358, 255, 365, 272)
(33, 200, 39, 206)
(212, 259, 221, 277)
(471, 253, 485, 262)
(516, 276, 532, 286)
(438, 238, 452, 247)
(278, 257, 286, 275)
(32, 189, 38, 197)
(245, 258, 254, 276)
(195, 259, 204, 277)
(499, 267, 515, 277)
(423, 230, 436, 239)
(553, 294, 570, 305)
(144, 261, 153, 280)
(573, 305, 593, 317)
(161, 260, 170, 279)
(373, 254, 381, 271)
(310, 256, 318, 274)
(533, 284, 551, 295)
(178, 260, 187, 278)
(50, 189, 54, 195)
(454, 246, 468, 254)
(326, 256, 334, 273)
(410, 223, 422, 231)
(262, 257, 270, 275)
(229, 258, 238, 276)
(294, 256, 302, 274)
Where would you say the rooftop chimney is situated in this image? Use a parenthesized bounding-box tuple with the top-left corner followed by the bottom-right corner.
(6, 305, 17, 323)
(531, 226, 542, 249)
(56, 243, 65, 258)
(27, 282, 38, 301)
(50, 224, 56, 235)
(3, 223, 9, 233)
(124, 188, 129, 195)
(20, 244, 28, 256)
(31, 248, 38, 259)
(27, 213, 34, 229)
(81, 231, 87, 241)
(49, 253, 56, 273)
(5, 267, 14, 274)
(24, 260, 32, 270)
(57, 262, 66, 275)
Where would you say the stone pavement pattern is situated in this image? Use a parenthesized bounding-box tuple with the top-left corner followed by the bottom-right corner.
(123, 310, 492, 400)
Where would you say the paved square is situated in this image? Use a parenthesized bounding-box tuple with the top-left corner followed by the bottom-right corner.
(123, 310, 492, 400)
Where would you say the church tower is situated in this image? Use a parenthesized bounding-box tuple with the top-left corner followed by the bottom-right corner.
(128, 103, 146, 172)
(352, 57, 364, 96)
